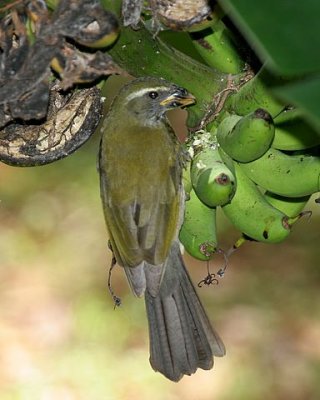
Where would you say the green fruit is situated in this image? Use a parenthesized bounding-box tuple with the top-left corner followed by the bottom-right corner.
(179, 190, 217, 261)
(240, 148, 320, 197)
(190, 20, 244, 74)
(222, 163, 296, 243)
(264, 191, 311, 218)
(191, 145, 236, 206)
(215, 114, 242, 139)
(273, 118, 320, 151)
(217, 109, 275, 162)
(182, 161, 193, 194)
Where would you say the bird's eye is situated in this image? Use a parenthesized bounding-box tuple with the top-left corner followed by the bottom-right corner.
(148, 91, 158, 99)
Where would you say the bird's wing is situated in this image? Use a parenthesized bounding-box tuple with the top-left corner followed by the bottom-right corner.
(99, 158, 183, 267)
(99, 122, 184, 297)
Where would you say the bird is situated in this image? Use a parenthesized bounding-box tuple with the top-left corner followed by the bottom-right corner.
(99, 76, 225, 382)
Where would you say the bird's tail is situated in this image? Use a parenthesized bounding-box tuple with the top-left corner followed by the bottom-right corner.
(144, 242, 225, 382)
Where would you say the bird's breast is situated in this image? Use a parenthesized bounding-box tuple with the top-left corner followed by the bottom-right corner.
(101, 123, 180, 205)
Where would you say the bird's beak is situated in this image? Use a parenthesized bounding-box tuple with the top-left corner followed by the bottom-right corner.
(160, 87, 196, 108)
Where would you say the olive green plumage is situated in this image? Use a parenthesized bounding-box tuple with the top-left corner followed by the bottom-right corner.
(99, 76, 225, 381)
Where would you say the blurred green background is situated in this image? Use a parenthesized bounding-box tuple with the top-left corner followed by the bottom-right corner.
(1, 77, 320, 400)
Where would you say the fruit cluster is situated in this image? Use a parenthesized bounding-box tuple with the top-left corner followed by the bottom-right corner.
(175, 17, 320, 262)
(102, 0, 320, 264)
(179, 107, 319, 262)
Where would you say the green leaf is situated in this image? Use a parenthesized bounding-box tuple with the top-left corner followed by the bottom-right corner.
(220, 0, 320, 76)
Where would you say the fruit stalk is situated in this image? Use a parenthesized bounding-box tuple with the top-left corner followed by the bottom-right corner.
(102, 0, 239, 128)
(226, 68, 286, 118)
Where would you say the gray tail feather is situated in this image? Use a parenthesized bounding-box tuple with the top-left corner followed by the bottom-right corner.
(144, 243, 225, 382)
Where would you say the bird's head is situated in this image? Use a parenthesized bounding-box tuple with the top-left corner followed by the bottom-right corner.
(112, 77, 196, 125)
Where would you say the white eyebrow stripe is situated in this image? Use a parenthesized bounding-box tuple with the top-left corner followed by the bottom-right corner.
(124, 86, 169, 103)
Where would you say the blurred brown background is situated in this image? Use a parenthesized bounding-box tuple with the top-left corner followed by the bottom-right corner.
(1, 77, 320, 400)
